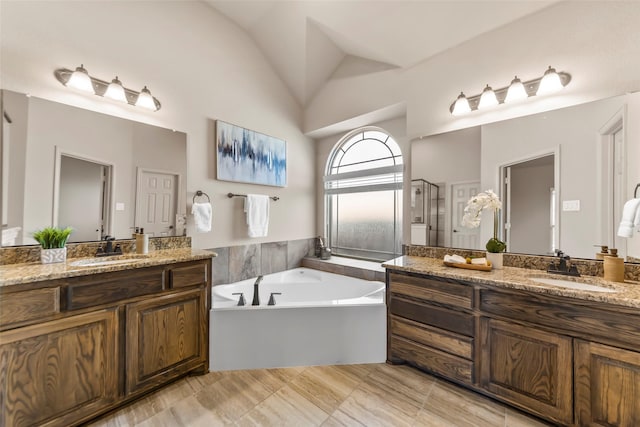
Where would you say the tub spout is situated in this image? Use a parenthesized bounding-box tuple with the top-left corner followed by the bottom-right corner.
(252, 276, 263, 306)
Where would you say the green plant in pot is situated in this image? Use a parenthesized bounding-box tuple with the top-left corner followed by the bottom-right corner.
(461, 190, 506, 269)
(33, 226, 73, 264)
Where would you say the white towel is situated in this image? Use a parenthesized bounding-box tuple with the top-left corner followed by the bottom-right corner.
(617, 198, 640, 238)
(191, 202, 212, 233)
(244, 194, 270, 238)
(444, 254, 466, 264)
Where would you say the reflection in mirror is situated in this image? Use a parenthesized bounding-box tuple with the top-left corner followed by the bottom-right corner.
(1, 89, 187, 246)
(412, 93, 640, 263)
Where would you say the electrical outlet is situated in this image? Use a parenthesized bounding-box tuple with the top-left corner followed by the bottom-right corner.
(562, 200, 580, 211)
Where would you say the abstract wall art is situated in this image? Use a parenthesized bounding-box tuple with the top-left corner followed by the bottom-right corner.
(216, 120, 287, 187)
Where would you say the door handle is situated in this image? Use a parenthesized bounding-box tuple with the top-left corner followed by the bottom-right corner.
(453, 229, 459, 232)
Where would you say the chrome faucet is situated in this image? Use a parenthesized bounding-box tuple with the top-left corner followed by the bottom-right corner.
(252, 276, 263, 306)
(547, 250, 580, 276)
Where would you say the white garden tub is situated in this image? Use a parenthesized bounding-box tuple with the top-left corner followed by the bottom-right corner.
(210, 267, 386, 371)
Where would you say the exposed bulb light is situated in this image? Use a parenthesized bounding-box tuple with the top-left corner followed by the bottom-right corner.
(536, 66, 563, 95)
(135, 86, 157, 111)
(104, 76, 127, 103)
(66, 64, 94, 93)
(478, 84, 498, 109)
(504, 76, 528, 103)
(451, 92, 471, 116)
(449, 66, 571, 115)
(54, 66, 161, 111)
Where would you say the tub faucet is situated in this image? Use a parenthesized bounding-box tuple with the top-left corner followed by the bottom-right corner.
(252, 276, 263, 306)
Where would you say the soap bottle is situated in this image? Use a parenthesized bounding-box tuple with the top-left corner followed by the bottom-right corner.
(135, 228, 149, 255)
(603, 248, 624, 282)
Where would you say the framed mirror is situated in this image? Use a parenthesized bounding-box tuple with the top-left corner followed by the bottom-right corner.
(1, 90, 187, 246)
(411, 92, 640, 262)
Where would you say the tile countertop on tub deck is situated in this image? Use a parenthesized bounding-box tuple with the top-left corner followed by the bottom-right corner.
(0, 248, 217, 288)
(382, 255, 640, 309)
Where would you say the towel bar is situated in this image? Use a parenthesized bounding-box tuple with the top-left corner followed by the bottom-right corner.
(227, 192, 279, 201)
(193, 190, 210, 203)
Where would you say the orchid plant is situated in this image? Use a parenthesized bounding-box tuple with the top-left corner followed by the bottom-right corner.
(461, 189, 506, 253)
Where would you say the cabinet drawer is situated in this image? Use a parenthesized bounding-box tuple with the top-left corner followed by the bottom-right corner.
(66, 268, 165, 310)
(390, 315, 473, 360)
(170, 262, 207, 289)
(390, 297, 475, 337)
(390, 335, 473, 384)
(0, 287, 60, 327)
(389, 273, 473, 309)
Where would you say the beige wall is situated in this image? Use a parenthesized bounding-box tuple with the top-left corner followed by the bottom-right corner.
(1, 1, 315, 249)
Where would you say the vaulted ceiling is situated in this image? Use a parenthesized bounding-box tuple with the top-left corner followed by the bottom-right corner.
(204, 1, 556, 107)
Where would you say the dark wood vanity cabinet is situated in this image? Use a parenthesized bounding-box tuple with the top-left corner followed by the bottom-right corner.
(387, 272, 476, 385)
(0, 258, 211, 427)
(387, 268, 640, 426)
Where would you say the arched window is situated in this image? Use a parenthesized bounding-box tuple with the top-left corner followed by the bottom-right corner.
(324, 128, 403, 261)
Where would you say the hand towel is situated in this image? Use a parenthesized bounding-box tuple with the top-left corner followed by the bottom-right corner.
(617, 198, 640, 238)
(191, 202, 212, 233)
(444, 254, 466, 264)
(471, 257, 487, 265)
(244, 194, 270, 238)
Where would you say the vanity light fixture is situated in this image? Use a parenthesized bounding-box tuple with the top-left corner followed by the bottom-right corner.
(449, 66, 571, 115)
(54, 65, 161, 111)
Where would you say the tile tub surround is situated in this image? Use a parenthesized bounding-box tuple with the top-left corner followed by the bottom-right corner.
(302, 256, 386, 282)
(0, 248, 215, 287)
(0, 236, 192, 265)
(211, 238, 315, 285)
(404, 245, 640, 282)
(384, 255, 640, 309)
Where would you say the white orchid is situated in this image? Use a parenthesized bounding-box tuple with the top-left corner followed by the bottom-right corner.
(461, 189, 506, 253)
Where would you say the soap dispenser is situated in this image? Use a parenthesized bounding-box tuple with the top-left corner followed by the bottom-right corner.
(603, 248, 625, 282)
(594, 245, 609, 260)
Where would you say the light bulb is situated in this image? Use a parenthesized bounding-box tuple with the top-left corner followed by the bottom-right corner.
(104, 76, 127, 103)
(505, 76, 528, 103)
(537, 66, 563, 95)
(135, 86, 157, 110)
(478, 84, 498, 109)
(451, 92, 471, 116)
(66, 64, 94, 93)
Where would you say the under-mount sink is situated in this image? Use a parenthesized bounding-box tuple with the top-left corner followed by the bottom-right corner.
(529, 277, 616, 293)
(68, 255, 148, 267)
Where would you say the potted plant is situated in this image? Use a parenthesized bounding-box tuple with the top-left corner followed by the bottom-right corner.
(461, 190, 507, 269)
(33, 226, 73, 264)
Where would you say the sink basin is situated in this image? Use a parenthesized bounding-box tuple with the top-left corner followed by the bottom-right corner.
(530, 277, 616, 293)
(68, 256, 148, 267)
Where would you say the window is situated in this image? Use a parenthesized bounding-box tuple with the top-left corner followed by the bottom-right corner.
(324, 128, 403, 261)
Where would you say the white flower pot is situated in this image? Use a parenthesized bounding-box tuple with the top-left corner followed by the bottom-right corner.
(486, 251, 503, 270)
(41, 247, 67, 264)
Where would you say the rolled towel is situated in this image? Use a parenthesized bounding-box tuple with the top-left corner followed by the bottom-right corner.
(444, 254, 466, 264)
(191, 202, 212, 233)
(617, 198, 640, 238)
(471, 257, 487, 265)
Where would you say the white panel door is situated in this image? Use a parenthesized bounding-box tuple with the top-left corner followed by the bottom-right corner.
(136, 170, 177, 236)
(451, 182, 480, 249)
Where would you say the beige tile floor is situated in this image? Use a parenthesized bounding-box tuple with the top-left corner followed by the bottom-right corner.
(89, 364, 552, 427)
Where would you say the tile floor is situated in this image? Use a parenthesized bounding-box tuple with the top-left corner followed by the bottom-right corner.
(88, 363, 552, 426)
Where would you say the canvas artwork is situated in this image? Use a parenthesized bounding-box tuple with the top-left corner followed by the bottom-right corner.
(216, 120, 287, 187)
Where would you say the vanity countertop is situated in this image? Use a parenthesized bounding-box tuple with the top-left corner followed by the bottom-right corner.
(0, 248, 216, 288)
(383, 255, 640, 309)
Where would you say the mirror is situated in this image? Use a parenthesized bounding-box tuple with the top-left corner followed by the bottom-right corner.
(1, 90, 187, 246)
(411, 92, 640, 262)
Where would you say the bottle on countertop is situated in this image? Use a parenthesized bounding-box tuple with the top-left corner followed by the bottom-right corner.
(603, 247, 624, 282)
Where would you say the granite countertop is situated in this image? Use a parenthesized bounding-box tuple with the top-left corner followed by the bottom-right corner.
(0, 248, 217, 288)
(383, 255, 640, 309)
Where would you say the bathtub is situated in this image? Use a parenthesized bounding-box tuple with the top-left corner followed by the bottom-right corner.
(210, 267, 386, 371)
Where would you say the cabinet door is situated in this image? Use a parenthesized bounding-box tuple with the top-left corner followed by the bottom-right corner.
(479, 318, 573, 425)
(0, 309, 118, 427)
(575, 340, 640, 426)
(126, 288, 207, 395)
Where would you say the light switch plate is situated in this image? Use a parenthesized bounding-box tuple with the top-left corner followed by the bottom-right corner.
(115, 202, 125, 211)
(562, 200, 580, 211)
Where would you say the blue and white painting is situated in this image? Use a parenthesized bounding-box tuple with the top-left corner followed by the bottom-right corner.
(216, 120, 287, 187)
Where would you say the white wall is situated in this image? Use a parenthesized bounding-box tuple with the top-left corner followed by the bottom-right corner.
(1, 1, 315, 249)
(305, 2, 640, 139)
